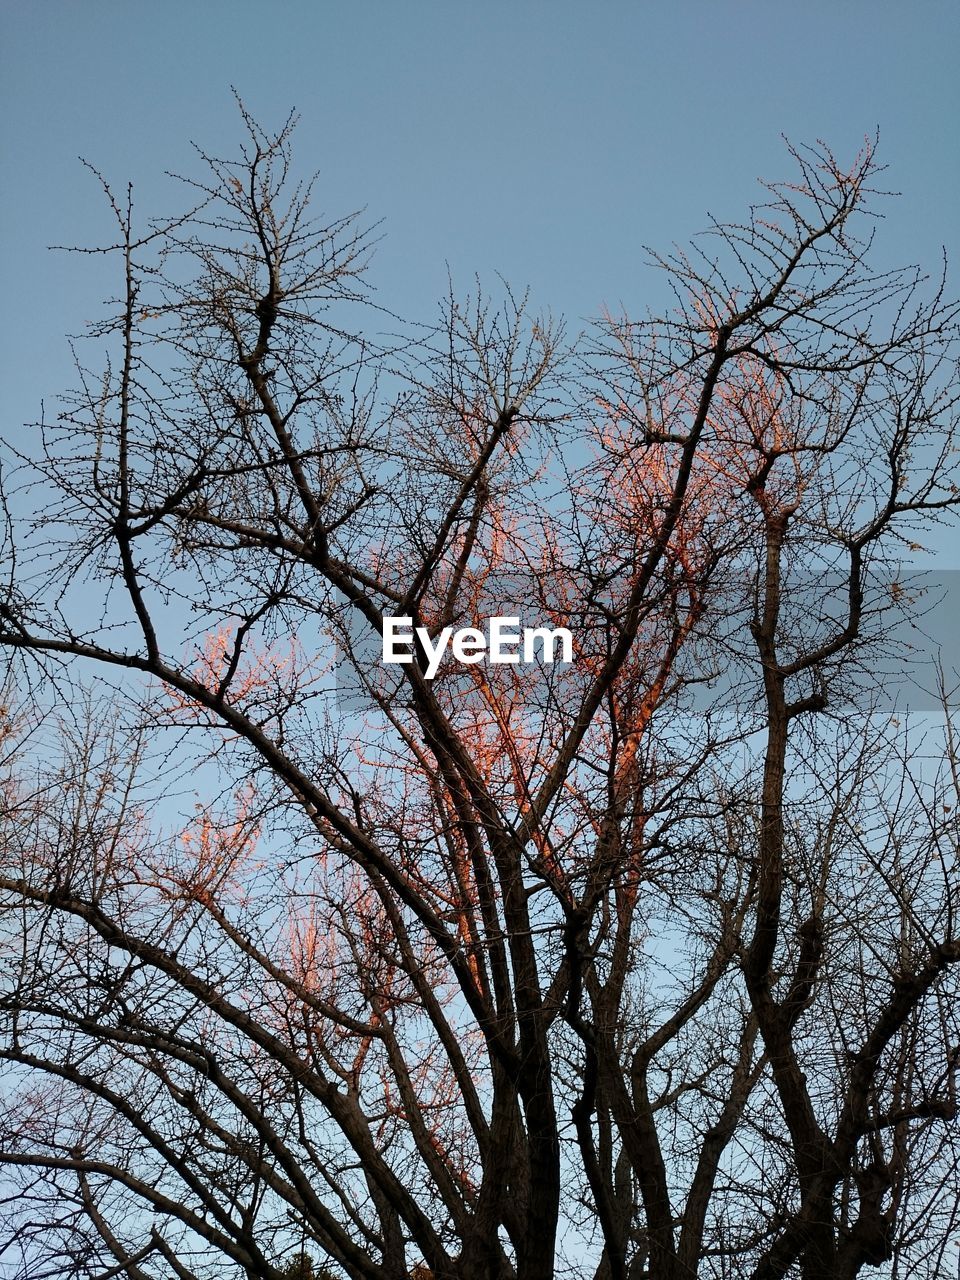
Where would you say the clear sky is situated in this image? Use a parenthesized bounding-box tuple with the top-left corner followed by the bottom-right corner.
(1, 2, 958, 505)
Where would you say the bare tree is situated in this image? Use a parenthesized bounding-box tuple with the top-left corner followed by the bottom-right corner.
(1, 106, 959, 1280)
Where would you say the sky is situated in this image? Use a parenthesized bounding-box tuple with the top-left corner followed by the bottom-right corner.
(2, 2, 957, 444)
(0, 7, 958, 1267)
(0, 6, 954, 718)
(0, 0, 957, 694)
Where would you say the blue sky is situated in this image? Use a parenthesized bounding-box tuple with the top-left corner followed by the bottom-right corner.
(1, 2, 958, 550)
(3, 4, 958, 375)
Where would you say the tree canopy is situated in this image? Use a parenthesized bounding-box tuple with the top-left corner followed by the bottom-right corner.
(1, 109, 960, 1280)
